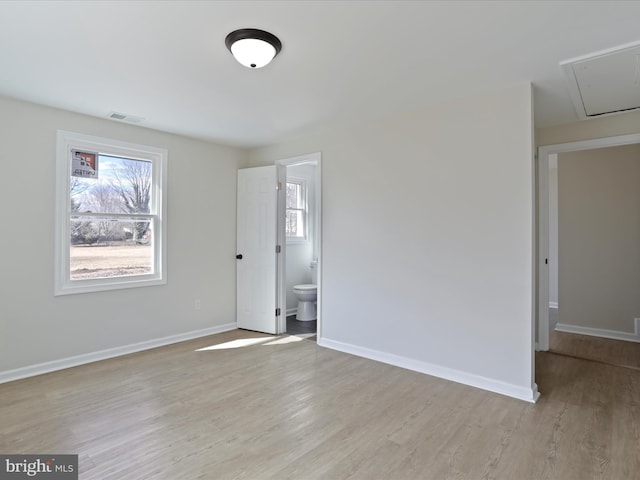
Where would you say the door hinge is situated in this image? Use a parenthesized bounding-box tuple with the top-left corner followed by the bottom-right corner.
(276, 181, 282, 191)
(276, 308, 281, 316)
(276, 245, 281, 253)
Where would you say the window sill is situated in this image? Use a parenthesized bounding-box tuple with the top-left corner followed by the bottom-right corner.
(55, 275, 166, 296)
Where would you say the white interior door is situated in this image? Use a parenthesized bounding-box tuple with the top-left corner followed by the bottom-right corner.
(237, 166, 279, 334)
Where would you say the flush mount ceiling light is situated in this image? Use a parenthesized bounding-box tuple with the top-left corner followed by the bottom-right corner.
(225, 28, 282, 69)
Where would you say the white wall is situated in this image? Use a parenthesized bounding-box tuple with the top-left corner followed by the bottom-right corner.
(537, 110, 640, 147)
(285, 163, 316, 313)
(248, 84, 537, 401)
(0, 96, 247, 375)
(558, 144, 640, 333)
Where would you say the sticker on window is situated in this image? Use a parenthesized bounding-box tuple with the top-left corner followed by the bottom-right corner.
(71, 149, 99, 179)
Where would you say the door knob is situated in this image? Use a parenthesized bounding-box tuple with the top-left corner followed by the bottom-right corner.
(236, 254, 243, 259)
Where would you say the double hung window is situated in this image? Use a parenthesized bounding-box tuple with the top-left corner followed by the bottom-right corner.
(285, 179, 307, 242)
(55, 130, 167, 295)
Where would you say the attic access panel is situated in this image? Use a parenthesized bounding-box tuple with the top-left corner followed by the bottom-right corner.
(562, 41, 640, 119)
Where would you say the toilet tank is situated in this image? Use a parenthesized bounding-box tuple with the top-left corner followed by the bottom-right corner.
(310, 260, 318, 284)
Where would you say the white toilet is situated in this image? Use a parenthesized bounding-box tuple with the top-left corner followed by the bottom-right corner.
(293, 261, 317, 321)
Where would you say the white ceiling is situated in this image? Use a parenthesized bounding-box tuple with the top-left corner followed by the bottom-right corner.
(1, 0, 640, 148)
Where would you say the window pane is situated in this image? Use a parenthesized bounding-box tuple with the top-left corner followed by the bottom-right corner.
(286, 182, 301, 209)
(286, 210, 304, 238)
(71, 156, 152, 215)
(69, 218, 153, 280)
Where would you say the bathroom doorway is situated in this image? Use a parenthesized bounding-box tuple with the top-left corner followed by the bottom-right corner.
(276, 153, 321, 340)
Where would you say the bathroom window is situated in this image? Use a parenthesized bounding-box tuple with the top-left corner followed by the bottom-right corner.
(286, 179, 307, 242)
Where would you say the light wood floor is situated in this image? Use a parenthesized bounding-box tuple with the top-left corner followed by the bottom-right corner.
(550, 329, 640, 370)
(1, 329, 639, 480)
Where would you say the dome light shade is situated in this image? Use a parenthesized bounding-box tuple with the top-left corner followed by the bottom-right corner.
(225, 29, 282, 69)
(230, 38, 276, 69)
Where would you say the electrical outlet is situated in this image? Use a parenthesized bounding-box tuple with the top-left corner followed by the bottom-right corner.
(194, 299, 201, 311)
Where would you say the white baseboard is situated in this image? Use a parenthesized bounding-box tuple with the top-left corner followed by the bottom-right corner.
(549, 302, 559, 309)
(286, 307, 297, 316)
(555, 323, 640, 343)
(0, 322, 237, 384)
(317, 338, 540, 403)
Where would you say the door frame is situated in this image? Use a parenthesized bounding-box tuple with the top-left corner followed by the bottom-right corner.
(536, 133, 640, 351)
(276, 152, 322, 337)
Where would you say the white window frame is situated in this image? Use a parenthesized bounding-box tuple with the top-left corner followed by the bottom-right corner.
(55, 130, 167, 295)
(285, 177, 308, 244)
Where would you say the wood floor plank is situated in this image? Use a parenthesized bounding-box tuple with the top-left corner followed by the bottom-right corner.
(550, 330, 640, 370)
(1, 329, 640, 479)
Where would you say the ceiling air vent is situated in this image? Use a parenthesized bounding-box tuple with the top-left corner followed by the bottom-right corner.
(561, 41, 640, 120)
(107, 111, 144, 124)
